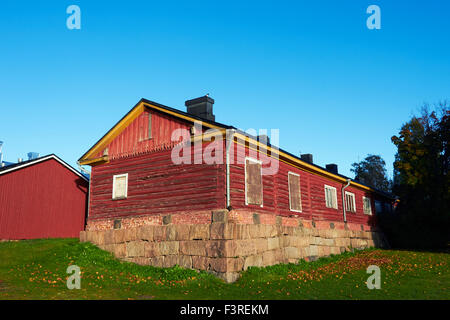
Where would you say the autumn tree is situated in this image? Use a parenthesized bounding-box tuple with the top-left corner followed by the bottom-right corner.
(381, 102, 449, 248)
(351, 154, 391, 192)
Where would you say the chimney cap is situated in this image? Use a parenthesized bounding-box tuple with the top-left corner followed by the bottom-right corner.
(185, 95, 216, 122)
(300, 153, 313, 164)
(326, 163, 338, 174)
(185, 95, 215, 106)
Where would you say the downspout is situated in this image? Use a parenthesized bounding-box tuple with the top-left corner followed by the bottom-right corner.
(225, 129, 236, 209)
(341, 178, 351, 222)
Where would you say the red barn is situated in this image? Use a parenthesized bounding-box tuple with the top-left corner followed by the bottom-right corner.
(79, 96, 392, 281)
(0, 154, 89, 240)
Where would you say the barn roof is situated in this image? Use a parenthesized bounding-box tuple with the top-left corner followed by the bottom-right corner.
(0, 154, 88, 181)
(78, 98, 392, 198)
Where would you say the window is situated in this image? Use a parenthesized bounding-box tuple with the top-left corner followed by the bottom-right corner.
(245, 158, 263, 206)
(324, 185, 338, 209)
(288, 172, 302, 212)
(363, 196, 372, 215)
(345, 191, 356, 213)
(112, 173, 128, 200)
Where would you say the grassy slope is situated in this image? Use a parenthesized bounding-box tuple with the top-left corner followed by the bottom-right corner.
(0, 239, 448, 300)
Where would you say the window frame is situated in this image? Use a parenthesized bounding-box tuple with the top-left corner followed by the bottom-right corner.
(244, 157, 263, 207)
(324, 185, 338, 209)
(112, 173, 128, 200)
(363, 196, 372, 215)
(288, 171, 302, 213)
(345, 191, 356, 213)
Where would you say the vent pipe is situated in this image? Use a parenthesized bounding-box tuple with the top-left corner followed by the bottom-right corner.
(226, 129, 236, 209)
(27, 152, 40, 160)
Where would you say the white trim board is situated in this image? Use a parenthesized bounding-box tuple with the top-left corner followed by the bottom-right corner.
(0, 154, 88, 181)
(324, 184, 338, 209)
(112, 173, 129, 200)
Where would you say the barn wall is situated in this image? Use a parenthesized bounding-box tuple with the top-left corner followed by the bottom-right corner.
(228, 140, 377, 227)
(88, 133, 383, 229)
(0, 159, 88, 240)
(88, 142, 226, 223)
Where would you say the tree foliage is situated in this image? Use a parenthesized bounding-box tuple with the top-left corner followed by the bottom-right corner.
(381, 102, 450, 249)
(351, 154, 391, 192)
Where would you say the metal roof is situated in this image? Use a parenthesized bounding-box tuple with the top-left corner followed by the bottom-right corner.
(0, 154, 88, 181)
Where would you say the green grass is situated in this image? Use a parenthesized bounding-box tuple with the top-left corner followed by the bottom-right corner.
(0, 239, 448, 300)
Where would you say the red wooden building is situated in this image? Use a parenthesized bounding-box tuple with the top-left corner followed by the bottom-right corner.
(79, 96, 393, 232)
(0, 154, 89, 240)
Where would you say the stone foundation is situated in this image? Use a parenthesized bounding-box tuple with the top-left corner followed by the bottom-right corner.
(80, 210, 386, 282)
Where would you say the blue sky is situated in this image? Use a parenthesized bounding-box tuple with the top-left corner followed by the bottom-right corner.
(0, 0, 449, 178)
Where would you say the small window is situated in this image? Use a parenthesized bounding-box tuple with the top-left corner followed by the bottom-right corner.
(324, 185, 338, 209)
(345, 191, 356, 213)
(245, 158, 263, 206)
(288, 172, 302, 212)
(112, 174, 128, 200)
(363, 197, 372, 215)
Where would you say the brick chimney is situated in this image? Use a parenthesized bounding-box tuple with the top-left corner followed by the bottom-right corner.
(326, 164, 338, 174)
(300, 153, 313, 164)
(185, 95, 215, 122)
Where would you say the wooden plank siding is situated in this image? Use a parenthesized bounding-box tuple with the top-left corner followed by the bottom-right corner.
(96, 109, 192, 160)
(228, 140, 377, 226)
(0, 159, 88, 239)
(88, 144, 226, 220)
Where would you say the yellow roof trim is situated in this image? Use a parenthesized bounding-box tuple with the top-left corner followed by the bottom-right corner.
(80, 102, 145, 163)
(79, 101, 224, 165)
(79, 155, 109, 166)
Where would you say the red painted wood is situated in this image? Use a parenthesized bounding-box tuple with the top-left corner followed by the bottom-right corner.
(89, 143, 226, 220)
(88, 110, 387, 227)
(229, 142, 379, 226)
(96, 110, 192, 160)
(0, 159, 88, 239)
